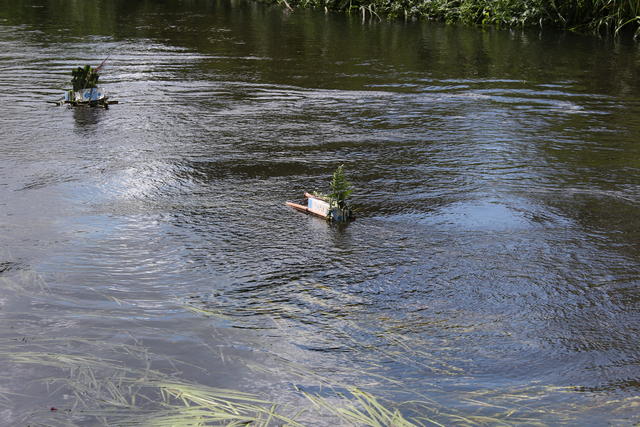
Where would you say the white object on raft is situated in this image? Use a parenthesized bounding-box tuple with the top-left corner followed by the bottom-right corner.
(307, 195, 330, 217)
(286, 192, 352, 222)
(50, 87, 117, 107)
(64, 87, 106, 103)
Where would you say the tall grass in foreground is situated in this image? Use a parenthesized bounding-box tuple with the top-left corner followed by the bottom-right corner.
(269, 0, 640, 37)
(5, 336, 639, 426)
(0, 341, 420, 426)
(1, 346, 300, 426)
(1, 270, 638, 426)
(2, 320, 640, 425)
(183, 282, 640, 426)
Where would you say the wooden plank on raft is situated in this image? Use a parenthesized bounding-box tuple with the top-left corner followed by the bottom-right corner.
(286, 199, 329, 219)
(286, 202, 308, 213)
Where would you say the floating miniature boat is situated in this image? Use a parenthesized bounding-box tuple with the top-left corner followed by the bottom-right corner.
(51, 87, 118, 108)
(286, 192, 353, 222)
(50, 64, 118, 108)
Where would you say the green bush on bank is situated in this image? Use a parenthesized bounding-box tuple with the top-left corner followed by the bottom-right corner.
(273, 0, 640, 37)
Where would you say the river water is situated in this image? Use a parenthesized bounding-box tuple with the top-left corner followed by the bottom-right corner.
(1, 0, 639, 425)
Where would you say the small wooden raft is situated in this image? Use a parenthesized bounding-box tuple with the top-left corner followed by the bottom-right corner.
(286, 192, 353, 222)
(50, 88, 118, 108)
(286, 192, 331, 218)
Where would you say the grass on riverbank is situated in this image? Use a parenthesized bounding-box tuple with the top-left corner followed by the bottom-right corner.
(271, 0, 640, 37)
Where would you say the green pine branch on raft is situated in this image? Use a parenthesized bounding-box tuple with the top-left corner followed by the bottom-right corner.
(329, 164, 353, 211)
(71, 65, 100, 92)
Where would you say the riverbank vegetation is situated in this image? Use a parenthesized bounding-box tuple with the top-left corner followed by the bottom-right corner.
(273, 0, 640, 37)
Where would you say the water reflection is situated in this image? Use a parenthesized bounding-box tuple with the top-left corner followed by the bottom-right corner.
(72, 105, 104, 133)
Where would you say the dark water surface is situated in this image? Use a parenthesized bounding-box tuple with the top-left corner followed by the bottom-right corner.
(1, 0, 640, 425)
